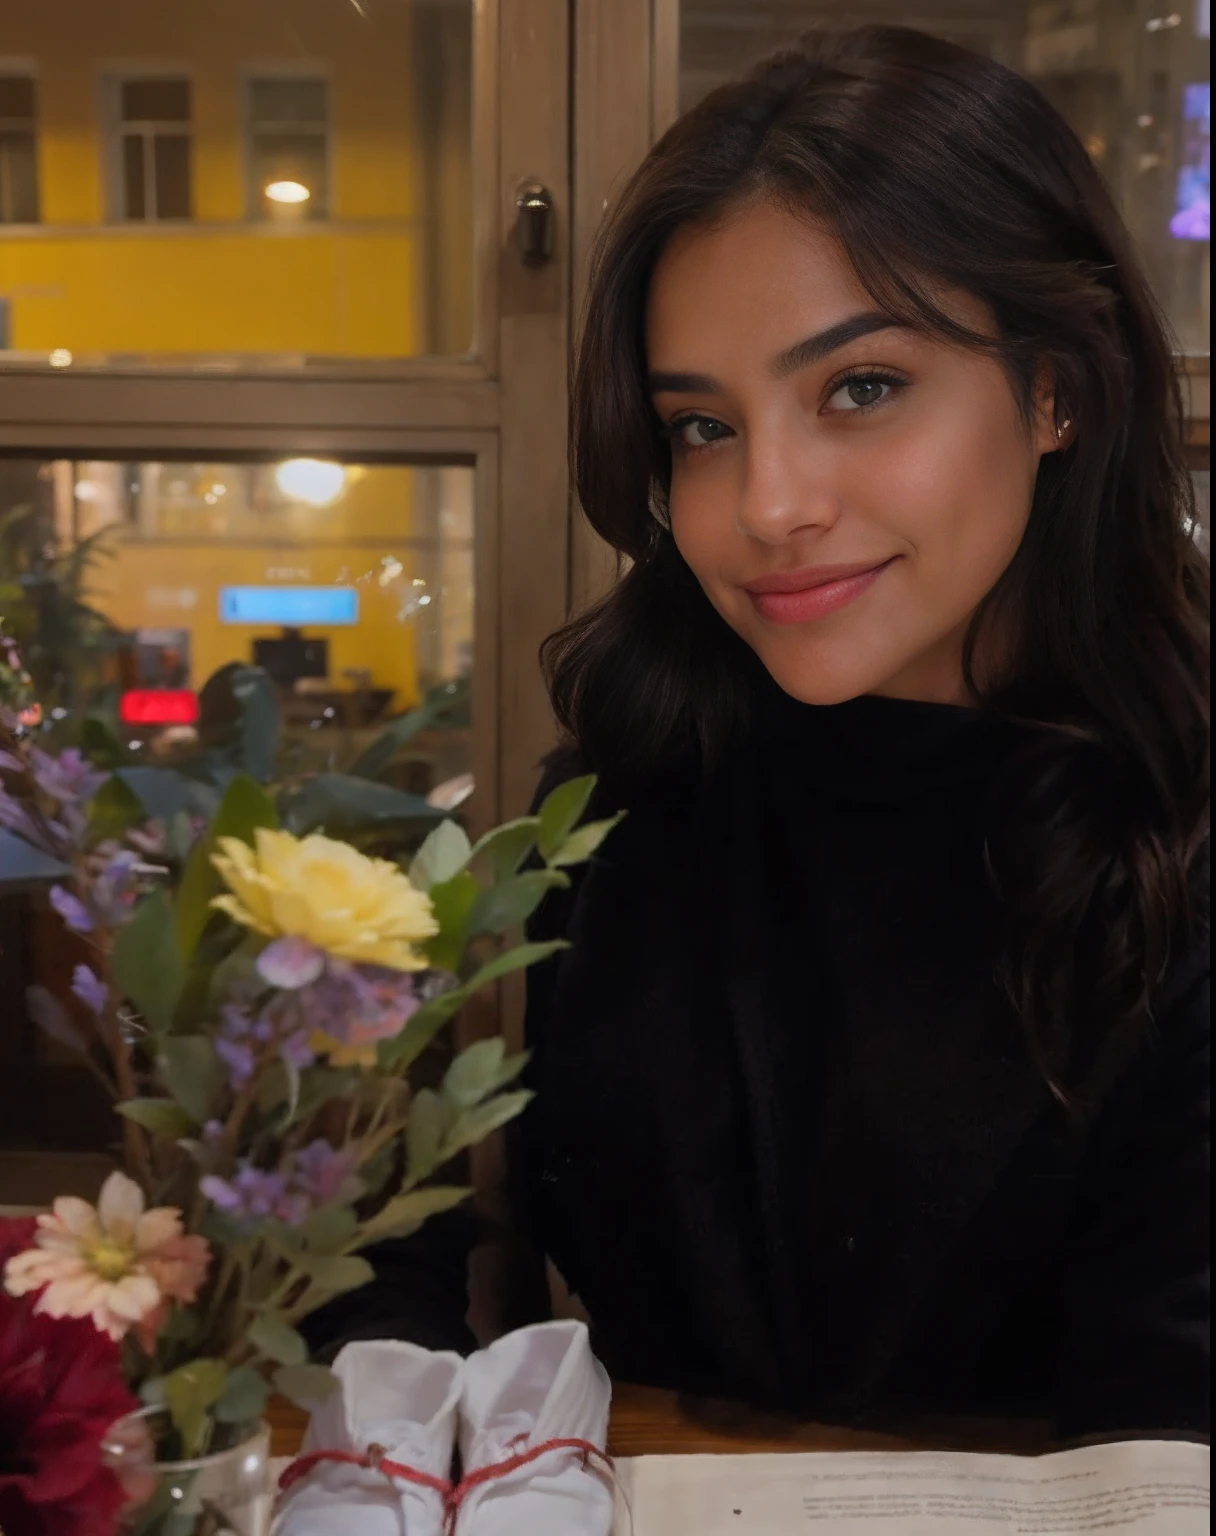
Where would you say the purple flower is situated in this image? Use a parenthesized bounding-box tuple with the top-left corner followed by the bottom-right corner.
(200, 1165, 309, 1227)
(291, 1139, 362, 1208)
(279, 1028, 316, 1072)
(0, 785, 40, 844)
(215, 1005, 259, 1089)
(29, 747, 107, 806)
(90, 847, 142, 925)
(49, 884, 93, 934)
(298, 962, 420, 1050)
(257, 935, 325, 991)
(70, 964, 108, 1015)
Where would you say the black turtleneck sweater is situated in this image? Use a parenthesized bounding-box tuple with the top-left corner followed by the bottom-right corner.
(315, 694, 1210, 1441)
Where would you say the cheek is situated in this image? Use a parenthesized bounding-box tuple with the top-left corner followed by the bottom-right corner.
(668, 473, 737, 587)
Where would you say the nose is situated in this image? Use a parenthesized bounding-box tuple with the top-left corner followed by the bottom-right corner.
(735, 416, 842, 545)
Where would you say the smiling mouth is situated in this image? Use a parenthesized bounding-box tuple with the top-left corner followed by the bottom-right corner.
(743, 557, 898, 624)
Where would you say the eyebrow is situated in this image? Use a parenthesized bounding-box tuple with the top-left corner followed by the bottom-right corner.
(647, 310, 906, 396)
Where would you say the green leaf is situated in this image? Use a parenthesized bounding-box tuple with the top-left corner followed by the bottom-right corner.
(213, 1366, 270, 1427)
(118, 767, 217, 824)
(378, 941, 569, 1073)
(470, 817, 541, 882)
(273, 1363, 339, 1410)
(440, 1090, 534, 1159)
(442, 1038, 507, 1109)
(231, 666, 280, 784)
(467, 870, 569, 938)
(537, 775, 596, 862)
(175, 773, 277, 959)
(117, 1098, 195, 1138)
(550, 812, 626, 869)
(301, 1203, 359, 1255)
(408, 818, 472, 892)
(79, 714, 124, 769)
(424, 869, 480, 973)
(291, 1066, 363, 1126)
(405, 1088, 450, 1183)
(246, 1311, 307, 1367)
(87, 774, 145, 842)
(163, 1358, 229, 1458)
(359, 1185, 472, 1245)
(300, 1255, 375, 1294)
(157, 1036, 226, 1125)
(111, 890, 185, 1031)
(279, 773, 440, 837)
(347, 701, 437, 781)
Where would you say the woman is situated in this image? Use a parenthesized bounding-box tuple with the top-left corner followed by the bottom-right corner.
(325, 26, 1210, 1439)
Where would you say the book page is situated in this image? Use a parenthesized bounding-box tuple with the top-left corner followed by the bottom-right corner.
(612, 1440, 1210, 1535)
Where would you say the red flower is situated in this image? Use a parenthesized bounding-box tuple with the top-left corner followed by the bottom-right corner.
(0, 1215, 138, 1536)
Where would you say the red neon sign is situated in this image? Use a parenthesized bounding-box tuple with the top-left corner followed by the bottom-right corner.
(119, 690, 199, 726)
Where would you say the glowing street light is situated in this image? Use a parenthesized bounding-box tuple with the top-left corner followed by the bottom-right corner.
(265, 180, 311, 204)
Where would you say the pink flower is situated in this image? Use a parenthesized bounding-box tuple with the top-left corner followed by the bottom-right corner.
(3, 1172, 210, 1346)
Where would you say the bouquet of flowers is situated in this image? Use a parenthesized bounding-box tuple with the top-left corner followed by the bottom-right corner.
(0, 705, 618, 1533)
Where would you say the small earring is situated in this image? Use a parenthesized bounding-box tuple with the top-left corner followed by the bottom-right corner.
(1056, 418, 1072, 440)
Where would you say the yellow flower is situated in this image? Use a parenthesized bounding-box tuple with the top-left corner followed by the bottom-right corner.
(211, 827, 438, 971)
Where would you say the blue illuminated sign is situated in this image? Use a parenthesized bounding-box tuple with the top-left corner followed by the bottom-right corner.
(219, 587, 359, 626)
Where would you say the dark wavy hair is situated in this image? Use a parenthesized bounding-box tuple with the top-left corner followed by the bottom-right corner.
(543, 25, 1210, 1090)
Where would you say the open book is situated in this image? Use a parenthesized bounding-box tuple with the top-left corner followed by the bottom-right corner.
(612, 1439, 1210, 1535)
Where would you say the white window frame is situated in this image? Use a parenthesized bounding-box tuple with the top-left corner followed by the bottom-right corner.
(105, 68, 193, 223)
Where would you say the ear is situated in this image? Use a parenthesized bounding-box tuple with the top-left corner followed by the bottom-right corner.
(1032, 363, 1073, 454)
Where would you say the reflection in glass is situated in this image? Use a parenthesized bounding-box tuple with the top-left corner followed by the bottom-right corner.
(0, 458, 474, 787)
(678, 0, 1210, 353)
(0, 1, 474, 361)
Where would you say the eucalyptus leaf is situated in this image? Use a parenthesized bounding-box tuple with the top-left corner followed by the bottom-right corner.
(549, 812, 626, 869)
(424, 869, 480, 973)
(174, 773, 278, 960)
(26, 984, 88, 1053)
(213, 1366, 270, 1427)
(273, 1363, 340, 1410)
(405, 1087, 450, 1183)
(246, 1311, 307, 1367)
(360, 1185, 472, 1245)
(300, 1254, 375, 1294)
(440, 1090, 534, 1159)
(470, 817, 541, 883)
(117, 1098, 195, 1138)
(163, 1358, 229, 1458)
(111, 889, 185, 1031)
(537, 775, 596, 862)
(409, 818, 472, 892)
(157, 1036, 226, 1125)
(442, 1038, 507, 1109)
(118, 767, 217, 824)
(466, 870, 569, 938)
(301, 1203, 359, 1255)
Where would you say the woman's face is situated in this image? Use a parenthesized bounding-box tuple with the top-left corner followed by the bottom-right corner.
(645, 198, 1062, 705)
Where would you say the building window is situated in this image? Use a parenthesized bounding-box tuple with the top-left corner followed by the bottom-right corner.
(247, 77, 329, 219)
(0, 74, 38, 224)
(115, 77, 191, 221)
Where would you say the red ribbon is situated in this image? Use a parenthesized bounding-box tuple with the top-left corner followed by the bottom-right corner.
(278, 1435, 614, 1533)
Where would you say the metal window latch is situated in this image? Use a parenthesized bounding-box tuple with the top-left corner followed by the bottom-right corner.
(515, 180, 555, 266)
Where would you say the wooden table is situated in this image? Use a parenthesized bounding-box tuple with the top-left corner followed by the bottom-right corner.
(269, 1382, 1049, 1460)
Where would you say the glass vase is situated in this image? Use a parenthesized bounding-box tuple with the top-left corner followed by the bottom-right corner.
(102, 1407, 273, 1536)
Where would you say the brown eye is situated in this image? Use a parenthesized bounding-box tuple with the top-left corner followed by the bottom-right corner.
(846, 379, 885, 406)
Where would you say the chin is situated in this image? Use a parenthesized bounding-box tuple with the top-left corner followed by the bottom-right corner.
(753, 646, 881, 707)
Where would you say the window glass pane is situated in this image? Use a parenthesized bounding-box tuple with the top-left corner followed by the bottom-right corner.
(0, 132, 39, 223)
(0, 75, 36, 118)
(121, 133, 146, 219)
(678, 2, 1211, 354)
(0, 1, 474, 364)
(120, 78, 191, 123)
(250, 78, 327, 124)
(153, 133, 191, 220)
(0, 454, 475, 1181)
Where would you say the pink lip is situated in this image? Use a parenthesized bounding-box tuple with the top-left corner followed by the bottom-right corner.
(743, 558, 897, 624)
